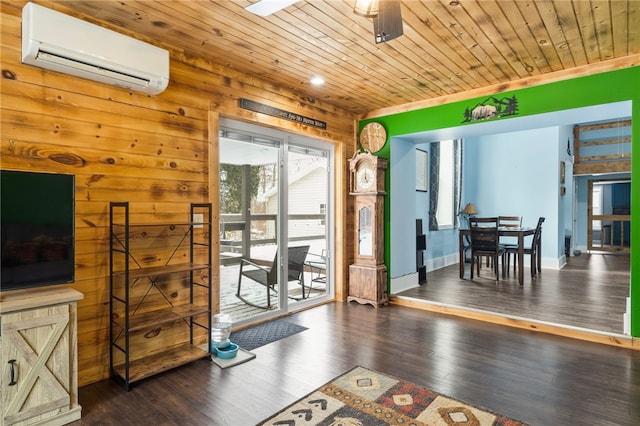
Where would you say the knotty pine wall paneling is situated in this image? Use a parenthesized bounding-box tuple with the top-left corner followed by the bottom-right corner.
(1, 3, 357, 386)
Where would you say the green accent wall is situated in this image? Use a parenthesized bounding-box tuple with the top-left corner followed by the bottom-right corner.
(361, 66, 639, 338)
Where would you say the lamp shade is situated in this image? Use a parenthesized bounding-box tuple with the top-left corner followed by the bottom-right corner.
(353, 0, 379, 17)
(462, 203, 477, 215)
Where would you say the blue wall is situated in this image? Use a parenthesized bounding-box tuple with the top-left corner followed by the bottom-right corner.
(393, 120, 629, 275)
(390, 138, 417, 277)
(464, 127, 561, 263)
(389, 102, 631, 279)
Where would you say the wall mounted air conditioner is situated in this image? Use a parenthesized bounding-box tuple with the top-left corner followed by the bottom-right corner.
(22, 2, 169, 95)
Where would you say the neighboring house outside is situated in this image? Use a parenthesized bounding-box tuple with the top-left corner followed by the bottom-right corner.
(260, 162, 327, 253)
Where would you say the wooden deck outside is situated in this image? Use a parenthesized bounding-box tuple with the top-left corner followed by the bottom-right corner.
(219, 263, 327, 324)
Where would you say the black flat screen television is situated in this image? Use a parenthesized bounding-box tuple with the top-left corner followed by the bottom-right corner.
(1, 170, 75, 291)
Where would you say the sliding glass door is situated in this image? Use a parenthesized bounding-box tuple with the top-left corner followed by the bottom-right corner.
(286, 143, 330, 303)
(218, 119, 333, 326)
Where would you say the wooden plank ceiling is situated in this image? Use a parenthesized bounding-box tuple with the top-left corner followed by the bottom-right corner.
(25, 1, 640, 115)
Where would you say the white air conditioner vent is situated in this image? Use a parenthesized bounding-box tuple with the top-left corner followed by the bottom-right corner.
(22, 2, 169, 95)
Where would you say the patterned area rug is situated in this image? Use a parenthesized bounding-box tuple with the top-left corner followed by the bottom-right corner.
(230, 318, 308, 351)
(259, 366, 528, 425)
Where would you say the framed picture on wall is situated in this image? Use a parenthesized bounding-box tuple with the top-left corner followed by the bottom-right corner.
(416, 149, 428, 191)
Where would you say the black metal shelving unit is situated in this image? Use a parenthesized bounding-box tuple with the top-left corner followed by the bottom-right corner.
(109, 202, 212, 390)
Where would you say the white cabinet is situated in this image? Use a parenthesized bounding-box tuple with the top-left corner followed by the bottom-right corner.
(1, 286, 83, 426)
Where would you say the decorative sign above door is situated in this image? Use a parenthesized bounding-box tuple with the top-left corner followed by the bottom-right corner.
(462, 95, 519, 123)
(240, 98, 327, 129)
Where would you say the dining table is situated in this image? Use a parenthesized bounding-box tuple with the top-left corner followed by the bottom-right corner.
(459, 226, 538, 285)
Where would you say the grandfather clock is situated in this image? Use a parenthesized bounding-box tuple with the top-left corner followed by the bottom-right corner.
(348, 151, 388, 308)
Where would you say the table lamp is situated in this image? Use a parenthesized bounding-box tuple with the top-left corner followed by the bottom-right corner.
(460, 203, 477, 227)
(461, 203, 477, 216)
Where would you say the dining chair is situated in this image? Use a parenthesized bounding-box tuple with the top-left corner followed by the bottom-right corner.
(499, 215, 522, 270)
(476, 216, 518, 270)
(473, 216, 520, 268)
(505, 217, 545, 278)
(469, 217, 505, 281)
(499, 216, 521, 225)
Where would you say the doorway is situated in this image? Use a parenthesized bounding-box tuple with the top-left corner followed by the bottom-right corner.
(218, 119, 334, 326)
(587, 178, 631, 253)
(389, 102, 632, 335)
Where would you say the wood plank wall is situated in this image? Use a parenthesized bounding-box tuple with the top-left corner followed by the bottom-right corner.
(0, 2, 358, 386)
(573, 119, 632, 175)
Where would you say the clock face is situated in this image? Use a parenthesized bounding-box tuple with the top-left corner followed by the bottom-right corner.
(360, 122, 387, 153)
(356, 164, 375, 190)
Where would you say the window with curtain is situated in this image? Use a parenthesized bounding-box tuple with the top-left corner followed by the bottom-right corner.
(429, 139, 462, 230)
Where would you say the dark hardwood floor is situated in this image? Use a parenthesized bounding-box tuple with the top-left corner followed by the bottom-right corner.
(75, 301, 640, 425)
(396, 253, 630, 336)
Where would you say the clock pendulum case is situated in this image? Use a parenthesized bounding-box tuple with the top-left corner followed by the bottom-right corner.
(348, 150, 388, 308)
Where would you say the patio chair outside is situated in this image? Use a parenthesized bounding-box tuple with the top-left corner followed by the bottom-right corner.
(236, 245, 310, 309)
(304, 249, 327, 297)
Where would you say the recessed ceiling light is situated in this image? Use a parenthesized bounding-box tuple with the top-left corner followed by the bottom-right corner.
(310, 76, 325, 86)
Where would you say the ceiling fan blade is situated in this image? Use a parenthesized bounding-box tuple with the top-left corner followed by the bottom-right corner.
(245, 0, 299, 16)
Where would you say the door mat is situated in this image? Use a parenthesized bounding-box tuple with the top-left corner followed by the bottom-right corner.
(258, 365, 529, 425)
(211, 347, 256, 369)
(230, 318, 308, 351)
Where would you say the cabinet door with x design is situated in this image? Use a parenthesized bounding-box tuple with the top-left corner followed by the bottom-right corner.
(1, 286, 83, 426)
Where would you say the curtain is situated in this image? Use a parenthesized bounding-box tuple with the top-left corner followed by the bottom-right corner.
(454, 138, 462, 229)
(428, 142, 440, 230)
(428, 139, 463, 231)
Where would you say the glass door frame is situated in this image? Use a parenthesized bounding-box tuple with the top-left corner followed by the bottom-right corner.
(282, 135, 335, 312)
(218, 118, 335, 326)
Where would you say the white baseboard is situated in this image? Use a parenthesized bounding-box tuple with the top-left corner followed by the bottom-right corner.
(426, 253, 459, 271)
(418, 253, 564, 274)
(390, 272, 419, 294)
(624, 297, 631, 335)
